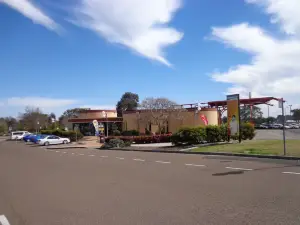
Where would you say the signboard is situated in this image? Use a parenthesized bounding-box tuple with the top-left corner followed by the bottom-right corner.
(93, 120, 99, 136)
(227, 94, 241, 141)
(200, 114, 208, 126)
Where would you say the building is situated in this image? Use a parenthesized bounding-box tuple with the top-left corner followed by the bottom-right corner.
(67, 109, 123, 136)
(122, 105, 218, 134)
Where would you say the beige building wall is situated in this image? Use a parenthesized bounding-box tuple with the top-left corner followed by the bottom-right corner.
(76, 111, 117, 119)
(123, 108, 218, 134)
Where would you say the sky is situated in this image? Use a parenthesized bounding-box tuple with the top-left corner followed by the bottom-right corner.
(1, 0, 300, 118)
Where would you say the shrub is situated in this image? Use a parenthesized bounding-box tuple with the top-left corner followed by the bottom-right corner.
(240, 122, 255, 140)
(102, 139, 126, 149)
(121, 130, 140, 136)
(205, 125, 222, 143)
(219, 124, 228, 142)
(171, 127, 206, 145)
(113, 130, 121, 136)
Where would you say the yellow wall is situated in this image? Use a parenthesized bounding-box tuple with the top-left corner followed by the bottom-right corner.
(123, 108, 218, 134)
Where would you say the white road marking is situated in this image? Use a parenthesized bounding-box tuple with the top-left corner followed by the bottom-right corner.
(282, 172, 300, 175)
(71, 153, 75, 155)
(185, 163, 206, 167)
(79, 153, 85, 156)
(116, 157, 124, 160)
(100, 156, 108, 158)
(133, 158, 145, 162)
(55, 151, 60, 153)
(226, 167, 253, 171)
(0, 215, 11, 225)
(155, 160, 171, 164)
(63, 152, 67, 154)
(88, 155, 95, 157)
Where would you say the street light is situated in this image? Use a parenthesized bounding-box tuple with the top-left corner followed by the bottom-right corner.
(102, 111, 108, 137)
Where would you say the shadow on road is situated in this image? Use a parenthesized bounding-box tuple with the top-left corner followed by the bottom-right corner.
(212, 171, 244, 176)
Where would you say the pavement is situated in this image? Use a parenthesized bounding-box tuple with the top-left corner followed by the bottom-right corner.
(1, 141, 300, 225)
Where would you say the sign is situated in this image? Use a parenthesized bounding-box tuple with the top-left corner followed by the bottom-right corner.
(93, 120, 99, 136)
(200, 114, 208, 126)
(227, 94, 240, 140)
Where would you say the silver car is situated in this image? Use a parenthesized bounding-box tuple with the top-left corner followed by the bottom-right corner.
(38, 135, 71, 146)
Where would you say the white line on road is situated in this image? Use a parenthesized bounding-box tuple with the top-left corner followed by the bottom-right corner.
(185, 163, 206, 167)
(71, 153, 75, 155)
(116, 157, 124, 160)
(56, 151, 60, 153)
(282, 172, 300, 175)
(0, 215, 11, 225)
(100, 156, 108, 158)
(226, 167, 253, 171)
(63, 152, 67, 154)
(133, 158, 145, 162)
(88, 155, 95, 157)
(79, 153, 85, 156)
(155, 160, 171, 164)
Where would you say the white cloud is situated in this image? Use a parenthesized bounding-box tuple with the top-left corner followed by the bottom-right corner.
(71, 0, 183, 66)
(210, 0, 300, 116)
(80, 105, 116, 110)
(0, 0, 58, 31)
(246, 0, 300, 35)
(6, 97, 77, 108)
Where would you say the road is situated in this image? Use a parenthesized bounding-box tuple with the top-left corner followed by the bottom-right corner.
(1, 141, 300, 225)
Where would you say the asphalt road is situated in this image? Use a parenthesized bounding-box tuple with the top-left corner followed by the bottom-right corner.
(1, 141, 300, 225)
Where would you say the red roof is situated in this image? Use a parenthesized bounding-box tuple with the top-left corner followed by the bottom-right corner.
(207, 97, 283, 107)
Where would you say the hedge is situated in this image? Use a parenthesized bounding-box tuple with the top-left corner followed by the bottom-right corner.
(171, 123, 255, 145)
(121, 130, 140, 136)
(41, 129, 84, 142)
(105, 134, 172, 144)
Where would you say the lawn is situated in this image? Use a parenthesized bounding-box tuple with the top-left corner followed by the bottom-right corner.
(192, 140, 300, 157)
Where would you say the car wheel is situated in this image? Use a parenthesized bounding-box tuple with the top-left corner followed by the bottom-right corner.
(44, 142, 49, 146)
(63, 140, 68, 144)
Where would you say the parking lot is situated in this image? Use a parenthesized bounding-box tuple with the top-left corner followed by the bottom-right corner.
(254, 129, 300, 140)
(1, 141, 300, 225)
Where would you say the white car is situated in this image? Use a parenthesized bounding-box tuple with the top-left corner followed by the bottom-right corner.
(11, 131, 30, 140)
(38, 135, 71, 146)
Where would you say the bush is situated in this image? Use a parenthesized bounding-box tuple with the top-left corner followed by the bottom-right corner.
(171, 127, 206, 145)
(101, 139, 129, 149)
(121, 130, 140, 136)
(240, 122, 255, 140)
(205, 125, 222, 143)
(113, 130, 121, 136)
(41, 129, 83, 142)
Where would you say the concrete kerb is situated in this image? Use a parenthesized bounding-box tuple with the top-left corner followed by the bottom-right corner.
(46, 146, 87, 149)
(98, 147, 300, 161)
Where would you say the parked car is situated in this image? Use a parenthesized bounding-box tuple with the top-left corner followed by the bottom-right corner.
(270, 124, 283, 129)
(23, 134, 35, 142)
(259, 124, 269, 129)
(284, 125, 291, 129)
(38, 135, 70, 146)
(289, 124, 300, 129)
(11, 131, 30, 140)
(29, 134, 48, 144)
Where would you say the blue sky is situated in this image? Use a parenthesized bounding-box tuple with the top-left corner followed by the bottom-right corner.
(1, 0, 300, 117)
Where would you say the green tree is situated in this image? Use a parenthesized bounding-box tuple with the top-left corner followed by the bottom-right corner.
(240, 106, 263, 122)
(292, 109, 300, 122)
(116, 92, 139, 117)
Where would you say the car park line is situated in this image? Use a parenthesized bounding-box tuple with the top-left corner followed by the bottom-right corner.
(282, 172, 300, 175)
(155, 160, 171, 164)
(226, 167, 253, 171)
(185, 163, 206, 167)
(0, 215, 11, 225)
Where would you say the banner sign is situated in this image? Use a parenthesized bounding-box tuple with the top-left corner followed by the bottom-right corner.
(200, 114, 208, 126)
(227, 94, 240, 140)
(93, 120, 99, 136)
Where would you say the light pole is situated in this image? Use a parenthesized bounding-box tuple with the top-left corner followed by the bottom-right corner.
(289, 105, 292, 116)
(102, 111, 108, 137)
(36, 121, 39, 134)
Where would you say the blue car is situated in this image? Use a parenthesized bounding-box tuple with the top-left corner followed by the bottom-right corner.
(30, 134, 48, 144)
(23, 134, 34, 142)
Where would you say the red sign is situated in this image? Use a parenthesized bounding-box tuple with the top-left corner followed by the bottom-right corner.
(200, 114, 208, 126)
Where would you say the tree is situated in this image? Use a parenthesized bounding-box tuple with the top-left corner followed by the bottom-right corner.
(240, 105, 263, 122)
(4, 117, 17, 130)
(140, 97, 185, 134)
(19, 107, 48, 132)
(292, 109, 300, 122)
(116, 92, 139, 117)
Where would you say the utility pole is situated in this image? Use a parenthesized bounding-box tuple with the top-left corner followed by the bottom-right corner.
(280, 98, 286, 155)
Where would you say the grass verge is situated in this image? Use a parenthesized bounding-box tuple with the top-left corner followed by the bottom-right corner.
(192, 140, 300, 157)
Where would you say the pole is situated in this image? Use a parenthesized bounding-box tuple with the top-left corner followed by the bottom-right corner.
(281, 98, 286, 155)
(289, 105, 292, 116)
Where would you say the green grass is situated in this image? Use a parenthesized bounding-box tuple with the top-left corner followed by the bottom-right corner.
(192, 140, 300, 156)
